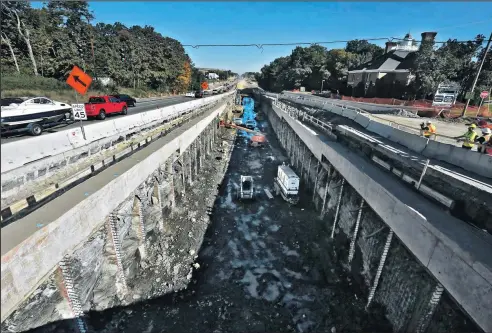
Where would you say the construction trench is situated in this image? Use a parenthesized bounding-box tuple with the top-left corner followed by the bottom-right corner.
(12, 92, 481, 333)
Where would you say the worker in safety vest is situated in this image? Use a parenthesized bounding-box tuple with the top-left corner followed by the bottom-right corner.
(476, 128, 492, 154)
(454, 124, 478, 150)
(420, 120, 436, 138)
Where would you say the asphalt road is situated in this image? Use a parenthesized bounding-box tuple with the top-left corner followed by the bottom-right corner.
(315, 96, 404, 113)
(1, 95, 193, 144)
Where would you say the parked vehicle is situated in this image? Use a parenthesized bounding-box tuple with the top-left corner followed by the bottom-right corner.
(233, 117, 243, 126)
(113, 94, 136, 107)
(1, 97, 73, 136)
(85, 95, 128, 120)
(237, 175, 254, 200)
(273, 163, 300, 204)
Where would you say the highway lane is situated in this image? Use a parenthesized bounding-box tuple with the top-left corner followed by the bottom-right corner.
(1, 95, 193, 144)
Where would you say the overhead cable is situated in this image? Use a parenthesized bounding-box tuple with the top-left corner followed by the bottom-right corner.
(182, 36, 488, 49)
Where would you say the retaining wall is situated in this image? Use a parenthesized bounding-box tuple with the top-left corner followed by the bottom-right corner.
(265, 99, 492, 332)
(1, 102, 230, 328)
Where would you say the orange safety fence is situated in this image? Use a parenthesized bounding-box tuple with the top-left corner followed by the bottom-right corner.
(340, 96, 490, 118)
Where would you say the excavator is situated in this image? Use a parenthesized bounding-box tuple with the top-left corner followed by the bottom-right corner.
(219, 119, 266, 147)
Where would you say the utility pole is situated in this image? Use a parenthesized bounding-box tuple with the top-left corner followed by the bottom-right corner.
(462, 32, 492, 117)
(320, 79, 325, 94)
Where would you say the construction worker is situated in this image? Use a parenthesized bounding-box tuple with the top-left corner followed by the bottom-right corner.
(454, 124, 478, 150)
(476, 128, 492, 154)
(420, 120, 436, 138)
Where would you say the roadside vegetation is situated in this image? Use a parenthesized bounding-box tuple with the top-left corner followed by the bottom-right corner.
(0, 1, 236, 102)
(254, 37, 491, 106)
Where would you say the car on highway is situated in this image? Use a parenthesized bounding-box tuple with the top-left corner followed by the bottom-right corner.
(1, 97, 73, 136)
(185, 92, 195, 98)
(195, 91, 204, 98)
(113, 94, 136, 107)
(85, 95, 128, 120)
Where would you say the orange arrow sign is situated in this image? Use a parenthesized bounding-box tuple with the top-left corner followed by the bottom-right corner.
(66, 65, 92, 95)
(201, 81, 209, 90)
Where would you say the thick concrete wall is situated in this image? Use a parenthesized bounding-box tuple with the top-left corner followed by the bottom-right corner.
(261, 101, 455, 332)
(264, 99, 492, 332)
(278, 92, 492, 179)
(1, 102, 231, 328)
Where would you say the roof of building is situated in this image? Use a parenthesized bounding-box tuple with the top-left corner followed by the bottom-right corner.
(349, 49, 416, 73)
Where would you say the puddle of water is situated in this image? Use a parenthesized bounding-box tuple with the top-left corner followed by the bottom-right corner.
(222, 198, 316, 331)
(220, 179, 237, 209)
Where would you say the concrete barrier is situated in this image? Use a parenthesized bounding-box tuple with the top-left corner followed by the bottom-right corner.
(1, 92, 233, 173)
(458, 150, 484, 176)
(328, 105, 344, 115)
(354, 113, 371, 128)
(365, 121, 394, 139)
(341, 108, 358, 120)
(422, 140, 453, 161)
(1, 131, 75, 171)
(446, 146, 469, 166)
(478, 154, 492, 178)
(388, 128, 428, 153)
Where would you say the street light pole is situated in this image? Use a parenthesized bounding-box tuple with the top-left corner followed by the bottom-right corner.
(461, 32, 492, 117)
(320, 79, 325, 94)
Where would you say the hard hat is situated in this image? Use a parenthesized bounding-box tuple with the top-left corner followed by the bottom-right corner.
(426, 120, 432, 124)
(482, 128, 491, 134)
(469, 124, 477, 129)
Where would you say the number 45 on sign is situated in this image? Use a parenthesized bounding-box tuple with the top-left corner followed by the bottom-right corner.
(71, 104, 87, 120)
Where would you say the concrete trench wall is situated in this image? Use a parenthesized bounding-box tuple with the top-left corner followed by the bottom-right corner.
(334, 130, 492, 233)
(1, 102, 235, 332)
(260, 96, 481, 333)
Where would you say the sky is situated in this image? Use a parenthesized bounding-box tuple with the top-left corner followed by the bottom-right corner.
(33, 2, 492, 74)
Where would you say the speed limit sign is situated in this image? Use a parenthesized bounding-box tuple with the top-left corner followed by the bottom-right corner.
(71, 103, 87, 120)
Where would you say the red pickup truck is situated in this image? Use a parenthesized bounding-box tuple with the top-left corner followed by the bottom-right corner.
(84, 95, 128, 120)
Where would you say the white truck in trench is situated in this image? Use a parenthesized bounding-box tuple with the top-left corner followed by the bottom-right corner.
(273, 163, 300, 205)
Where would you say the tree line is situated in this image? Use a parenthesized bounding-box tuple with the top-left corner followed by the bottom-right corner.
(255, 36, 491, 102)
(0, 1, 234, 94)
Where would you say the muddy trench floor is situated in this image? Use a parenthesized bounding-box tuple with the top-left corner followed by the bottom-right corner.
(28, 113, 392, 333)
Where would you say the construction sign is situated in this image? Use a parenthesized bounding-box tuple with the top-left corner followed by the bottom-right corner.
(66, 65, 92, 95)
(201, 81, 209, 90)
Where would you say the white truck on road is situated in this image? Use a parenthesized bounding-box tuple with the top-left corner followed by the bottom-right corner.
(273, 163, 300, 204)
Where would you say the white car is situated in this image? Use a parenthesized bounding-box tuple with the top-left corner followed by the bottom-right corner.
(185, 92, 195, 98)
(1, 97, 72, 136)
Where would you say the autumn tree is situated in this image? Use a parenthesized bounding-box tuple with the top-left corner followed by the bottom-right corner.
(176, 61, 192, 92)
(1, 1, 235, 94)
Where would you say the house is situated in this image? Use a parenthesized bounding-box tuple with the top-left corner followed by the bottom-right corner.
(95, 77, 114, 87)
(208, 73, 219, 80)
(347, 32, 437, 88)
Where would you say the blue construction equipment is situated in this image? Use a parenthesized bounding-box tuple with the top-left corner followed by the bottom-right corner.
(238, 96, 257, 140)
